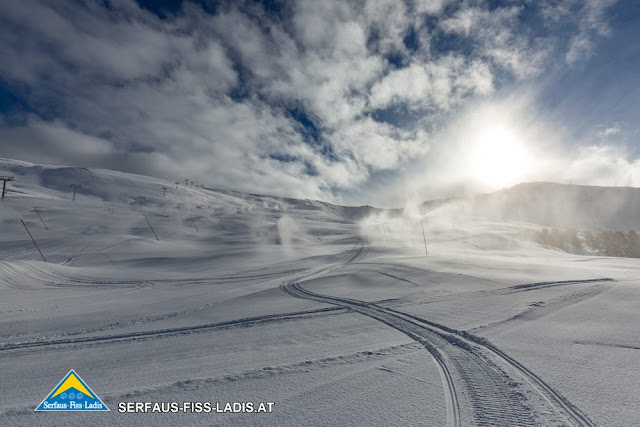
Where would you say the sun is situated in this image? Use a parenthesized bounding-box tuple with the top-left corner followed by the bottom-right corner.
(470, 127, 531, 188)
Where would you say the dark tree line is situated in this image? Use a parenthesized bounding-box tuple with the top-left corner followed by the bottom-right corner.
(521, 228, 640, 258)
(582, 229, 640, 257)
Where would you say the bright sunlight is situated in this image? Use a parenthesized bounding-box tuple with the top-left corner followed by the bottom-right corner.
(470, 127, 531, 188)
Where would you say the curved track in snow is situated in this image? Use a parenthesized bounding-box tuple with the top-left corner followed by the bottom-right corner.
(0, 307, 343, 352)
(280, 246, 595, 427)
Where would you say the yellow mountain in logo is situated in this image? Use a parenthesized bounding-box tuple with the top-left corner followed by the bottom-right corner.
(50, 372, 94, 399)
(35, 369, 109, 411)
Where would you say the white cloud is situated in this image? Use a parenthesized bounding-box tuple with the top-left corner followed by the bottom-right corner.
(600, 124, 622, 137)
(370, 64, 432, 108)
(328, 117, 429, 170)
(370, 56, 493, 110)
(565, 0, 617, 64)
(414, 0, 451, 15)
(559, 146, 640, 187)
(439, 5, 549, 78)
(0, 0, 622, 204)
(0, 117, 115, 166)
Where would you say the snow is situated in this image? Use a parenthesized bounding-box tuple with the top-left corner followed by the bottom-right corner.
(471, 182, 640, 230)
(1, 158, 639, 426)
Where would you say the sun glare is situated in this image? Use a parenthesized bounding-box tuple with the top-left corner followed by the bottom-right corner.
(470, 127, 530, 188)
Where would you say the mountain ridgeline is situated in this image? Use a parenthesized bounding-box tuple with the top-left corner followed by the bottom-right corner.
(419, 182, 640, 258)
(471, 182, 640, 231)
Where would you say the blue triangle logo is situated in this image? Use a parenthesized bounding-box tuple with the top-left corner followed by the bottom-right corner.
(35, 370, 109, 411)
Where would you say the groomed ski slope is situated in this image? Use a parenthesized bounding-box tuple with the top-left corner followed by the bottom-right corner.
(1, 158, 639, 426)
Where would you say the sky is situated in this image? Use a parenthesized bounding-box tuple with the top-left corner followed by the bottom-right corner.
(0, 0, 638, 207)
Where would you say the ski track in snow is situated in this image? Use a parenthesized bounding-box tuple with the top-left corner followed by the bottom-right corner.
(280, 245, 595, 427)
(0, 307, 347, 352)
(473, 284, 609, 333)
(371, 274, 616, 310)
(3, 160, 638, 426)
(509, 278, 615, 291)
(0, 343, 423, 417)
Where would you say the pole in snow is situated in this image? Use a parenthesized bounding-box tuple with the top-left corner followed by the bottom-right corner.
(144, 217, 159, 241)
(33, 208, 48, 229)
(69, 184, 82, 202)
(420, 219, 428, 256)
(0, 176, 14, 199)
(189, 214, 199, 232)
(20, 218, 47, 262)
(381, 223, 388, 243)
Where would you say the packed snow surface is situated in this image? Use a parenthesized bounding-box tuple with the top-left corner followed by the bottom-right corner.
(1, 158, 639, 426)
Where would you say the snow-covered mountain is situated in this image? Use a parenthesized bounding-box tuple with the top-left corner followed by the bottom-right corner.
(421, 182, 640, 231)
(0, 157, 384, 267)
(2, 157, 640, 426)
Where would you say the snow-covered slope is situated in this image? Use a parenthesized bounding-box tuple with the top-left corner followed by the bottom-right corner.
(1, 158, 639, 426)
(470, 182, 640, 230)
(0, 157, 381, 269)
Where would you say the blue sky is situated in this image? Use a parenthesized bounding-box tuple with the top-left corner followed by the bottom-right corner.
(0, 0, 638, 206)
